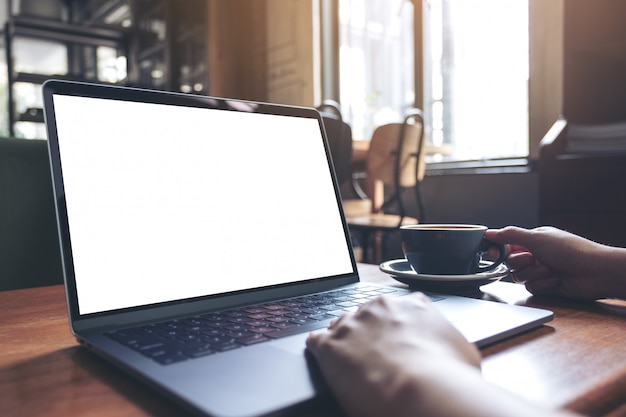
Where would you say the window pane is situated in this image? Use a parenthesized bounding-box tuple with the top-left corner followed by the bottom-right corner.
(97, 46, 127, 83)
(424, 0, 529, 162)
(14, 121, 47, 140)
(13, 82, 44, 139)
(339, 0, 414, 141)
(13, 37, 68, 75)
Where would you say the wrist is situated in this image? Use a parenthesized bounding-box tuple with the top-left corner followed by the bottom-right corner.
(598, 246, 626, 299)
(389, 360, 475, 417)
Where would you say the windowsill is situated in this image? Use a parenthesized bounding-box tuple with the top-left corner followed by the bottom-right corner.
(425, 158, 536, 176)
(351, 140, 536, 175)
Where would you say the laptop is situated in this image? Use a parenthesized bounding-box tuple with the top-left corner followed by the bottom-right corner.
(42, 80, 552, 417)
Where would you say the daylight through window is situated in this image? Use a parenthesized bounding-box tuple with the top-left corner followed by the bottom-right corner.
(424, 0, 529, 162)
(339, 0, 529, 162)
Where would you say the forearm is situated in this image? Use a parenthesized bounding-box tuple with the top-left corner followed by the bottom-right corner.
(388, 361, 580, 417)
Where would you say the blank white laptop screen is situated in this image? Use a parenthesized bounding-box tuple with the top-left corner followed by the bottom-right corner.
(52, 95, 353, 315)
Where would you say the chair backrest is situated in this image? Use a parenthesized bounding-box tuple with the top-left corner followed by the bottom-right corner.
(317, 100, 353, 187)
(0, 137, 63, 291)
(365, 109, 425, 213)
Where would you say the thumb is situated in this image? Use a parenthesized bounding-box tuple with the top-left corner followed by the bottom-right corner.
(485, 226, 535, 251)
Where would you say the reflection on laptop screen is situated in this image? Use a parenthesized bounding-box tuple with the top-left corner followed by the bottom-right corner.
(52, 95, 353, 315)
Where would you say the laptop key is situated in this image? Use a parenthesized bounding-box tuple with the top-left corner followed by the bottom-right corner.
(325, 310, 346, 317)
(248, 313, 272, 319)
(201, 328, 226, 337)
(246, 320, 270, 327)
(308, 314, 336, 321)
(265, 319, 332, 339)
(204, 335, 236, 345)
(184, 346, 216, 358)
(266, 316, 291, 323)
(228, 330, 256, 339)
(270, 322, 297, 330)
(336, 301, 359, 308)
(284, 311, 308, 318)
(249, 326, 277, 334)
(213, 343, 241, 352)
(137, 341, 166, 351)
(238, 335, 270, 345)
(289, 317, 318, 325)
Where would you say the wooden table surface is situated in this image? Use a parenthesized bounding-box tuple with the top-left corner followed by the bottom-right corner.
(2, 263, 626, 417)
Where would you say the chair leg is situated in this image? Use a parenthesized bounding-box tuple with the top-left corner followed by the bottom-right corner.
(415, 182, 426, 222)
(373, 231, 384, 264)
(362, 231, 372, 264)
(350, 233, 364, 263)
(350, 230, 389, 264)
(358, 230, 379, 264)
(350, 230, 369, 263)
(351, 174, 368, 200)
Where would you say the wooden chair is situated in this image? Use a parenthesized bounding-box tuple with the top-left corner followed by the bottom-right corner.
(343, 109, 426, 263)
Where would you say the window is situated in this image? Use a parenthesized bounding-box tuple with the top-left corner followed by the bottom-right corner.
(8, 36, 127, 139)
(339, 0, 415, 141)
(337, 0, 530, 162)
(424, 0, 529, 162)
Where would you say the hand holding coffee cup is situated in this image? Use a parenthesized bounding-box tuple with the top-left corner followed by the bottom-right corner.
(400, 224, 508, 275)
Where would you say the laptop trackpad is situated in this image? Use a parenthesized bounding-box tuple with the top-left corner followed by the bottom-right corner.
(163, 342, 321, 417)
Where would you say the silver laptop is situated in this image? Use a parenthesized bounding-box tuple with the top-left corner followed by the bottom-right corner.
(42, 80, 552, 417)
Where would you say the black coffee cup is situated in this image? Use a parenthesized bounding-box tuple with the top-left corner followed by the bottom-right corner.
(400, 224, 508, 275)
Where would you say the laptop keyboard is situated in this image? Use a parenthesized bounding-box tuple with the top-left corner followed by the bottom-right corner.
(105, 285, 418, 365)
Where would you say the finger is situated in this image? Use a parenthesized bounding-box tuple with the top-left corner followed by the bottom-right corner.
(305, 331, 322, 350)
(510, 264, 552, 283)
(525, 276, 560, 295)
(306, 325, 335, 349)
(328, 311, 353, 329)
(506, 243, 532, 255)
(505, 251, 536, 271)
(486, 227, 535, 251)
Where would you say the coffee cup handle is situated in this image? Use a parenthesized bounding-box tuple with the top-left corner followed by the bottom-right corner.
(476, 239, 508, 273)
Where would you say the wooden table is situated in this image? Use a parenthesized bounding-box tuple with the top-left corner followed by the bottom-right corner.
(352, 139, 453, 169)
(2, 264, 626, 417)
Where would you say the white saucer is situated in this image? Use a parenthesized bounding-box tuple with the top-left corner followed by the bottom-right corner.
(379, 259, 510, 291)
